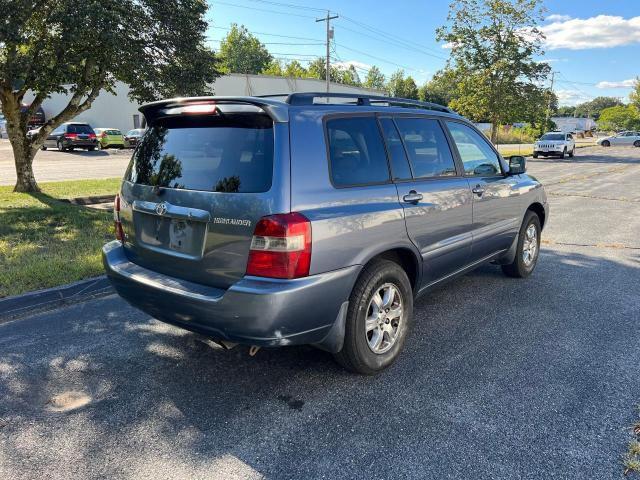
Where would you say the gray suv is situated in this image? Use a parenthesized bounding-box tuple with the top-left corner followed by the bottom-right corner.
(103, 93, 548, 374)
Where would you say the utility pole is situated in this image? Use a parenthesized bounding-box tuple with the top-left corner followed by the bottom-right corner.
(316, 10, 338, 94)
(545, 71, 555, 127)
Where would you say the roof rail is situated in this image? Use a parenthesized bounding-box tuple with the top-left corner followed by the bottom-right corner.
(285, 92, 454, 113)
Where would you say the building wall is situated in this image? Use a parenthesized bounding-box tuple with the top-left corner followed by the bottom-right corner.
(25, 74, 384, 134)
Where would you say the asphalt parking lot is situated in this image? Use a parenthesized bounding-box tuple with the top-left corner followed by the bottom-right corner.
(0, 139, 130, 185)
(1, 146, 639, 479)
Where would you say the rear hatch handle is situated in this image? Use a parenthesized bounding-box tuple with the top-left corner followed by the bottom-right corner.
(132, 200, 212, 222)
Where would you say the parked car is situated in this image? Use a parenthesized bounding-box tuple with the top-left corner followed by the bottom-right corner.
(94, 128, 125, 149)
(20, 104, 46, 129)
(103, 93, 549, 374)
(0, 114, 7, 139)
(533, 131, 575, 158)
(596, 131, 640, 147)
(41, 122, 98, 152)
(124, 128, 145, 148)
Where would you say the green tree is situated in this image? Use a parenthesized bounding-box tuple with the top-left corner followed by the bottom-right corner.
(631, 78, 640, 109)
(574, 96, 623, 120)
(386, 70, 404, 97)
(0, 0, 218, 192)
(419, 69, 457, 105)
(363, 66, 386, 91)
(556, 105, 576, 117)
(598, 105, 640, 131)
(337, 65, 362, 87)
(219, 24, 272, 75)
(283, 60, 309, 78)
(436, 0, 550, 142)
(262, 59, 284, 76)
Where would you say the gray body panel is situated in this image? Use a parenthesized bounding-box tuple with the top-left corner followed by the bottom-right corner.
(103, 96, 549, 349)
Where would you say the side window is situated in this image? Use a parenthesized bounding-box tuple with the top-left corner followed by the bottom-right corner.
(567, 134, 573, 140)
(327, 117, 390, 187)
(394, 118, 457, 178)
(446, 122, 502, 176)
(52, 126, 65, 135)
(378, 117, 412, 180)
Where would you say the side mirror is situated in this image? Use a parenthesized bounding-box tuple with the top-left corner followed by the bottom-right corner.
(508, 155, 526, 175)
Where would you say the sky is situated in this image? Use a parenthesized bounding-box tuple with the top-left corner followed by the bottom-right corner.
(205, 0, 640, 106)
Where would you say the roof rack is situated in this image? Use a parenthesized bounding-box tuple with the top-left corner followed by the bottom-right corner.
(284, 92, 454, 113)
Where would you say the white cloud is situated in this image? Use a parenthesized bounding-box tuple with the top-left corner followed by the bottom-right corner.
(541, 15, 640, 50)
(333, 60, 372, 72)
(596, 79, 637, 89)
(556, 89, 593, 106)
(546, 14, 572, 22)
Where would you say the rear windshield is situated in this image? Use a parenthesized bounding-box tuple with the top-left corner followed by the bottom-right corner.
(105, 129, 122, 135)
(126, 114, 273, 193)
(68, 124, 93, 134)
(540, 133, 564, 140)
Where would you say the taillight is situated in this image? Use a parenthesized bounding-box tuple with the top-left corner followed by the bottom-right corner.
(246, 212, 311, 279)
(89, 133, 96, 139)
(114, 194, 124, 242)
(101, 132, 107, 138)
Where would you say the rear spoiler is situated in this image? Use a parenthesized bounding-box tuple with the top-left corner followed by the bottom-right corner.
(139, 96, 289, 124)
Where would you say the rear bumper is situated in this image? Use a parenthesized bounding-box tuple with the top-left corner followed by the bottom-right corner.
(64, 139, 97, 147)
(102, 241, 359, 349)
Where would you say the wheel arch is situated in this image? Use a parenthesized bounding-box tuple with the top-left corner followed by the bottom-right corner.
(527, 202, 546, 229)
(362, 247, 421, 293)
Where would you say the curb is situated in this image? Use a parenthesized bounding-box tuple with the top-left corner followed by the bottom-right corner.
(0, 276, 114, 322)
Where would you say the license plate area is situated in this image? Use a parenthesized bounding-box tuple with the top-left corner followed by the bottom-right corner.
(134, 212, 207, 258)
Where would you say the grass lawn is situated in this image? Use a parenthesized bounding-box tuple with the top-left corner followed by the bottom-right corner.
(0, 178, 121, 298)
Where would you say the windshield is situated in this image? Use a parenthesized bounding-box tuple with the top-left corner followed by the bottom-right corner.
(125, 113, 274, 193)
(539, 133, 564, 141)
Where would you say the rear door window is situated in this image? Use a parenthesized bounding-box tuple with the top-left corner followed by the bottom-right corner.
(106, 129, 122, 135)
(126, 114, 273, 193)
(326, 116, 390, 187)
(67, 124, 94, 134)
(379, 117, 412, 180)
(394, 118, 457, 178)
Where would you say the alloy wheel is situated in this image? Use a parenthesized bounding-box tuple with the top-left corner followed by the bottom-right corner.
(365, 283, 403, 354)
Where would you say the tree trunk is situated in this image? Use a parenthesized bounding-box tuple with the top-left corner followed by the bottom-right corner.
(13, 141, 39, 192)
(490, 116, 500, 144)
(1, 95, 40, 192)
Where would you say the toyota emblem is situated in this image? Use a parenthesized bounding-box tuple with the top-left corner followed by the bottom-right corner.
(155, 202, 168, 216)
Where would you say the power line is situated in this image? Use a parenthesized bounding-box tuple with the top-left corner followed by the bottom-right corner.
(334, 43, 419, 72)
(211, 1, 317, 19)
(209, 25, 322, 42)
(242, 0, 327, 12)
(208, 39, 324, 46)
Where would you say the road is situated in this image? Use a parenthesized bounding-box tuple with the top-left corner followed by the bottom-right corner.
(0, 139, 131, 186)
(1, 146, 639, 479)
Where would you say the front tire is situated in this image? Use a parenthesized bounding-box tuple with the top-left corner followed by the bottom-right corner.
(569, 147, 575, 158)
(602, 140, 610, 147)
(57, 141, 65, 152)
(502, 211, 541, 278)
(41, 145, 47, 151)
(532, 152, 539, 158)
(87, 147, 95, 151)
(634, 140, 640, 148)
(334, 259, 413, 375)
(560, 147, 566, 159)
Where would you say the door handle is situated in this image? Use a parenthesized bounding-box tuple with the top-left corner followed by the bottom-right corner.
(472, 185, 485, 196)
(403, 190, 423, 204)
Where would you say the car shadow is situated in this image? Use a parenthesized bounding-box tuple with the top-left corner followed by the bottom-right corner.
(1, 247, 639, 478)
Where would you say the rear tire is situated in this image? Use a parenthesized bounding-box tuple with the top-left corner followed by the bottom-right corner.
(87, 147, 95, 151)
(602, 140, 610, 147)
(334, 259, 413, 375)
(532, 152, 539, 158)
(634, 140, 640, 147)
(41, 145, 47, 151)
(502, 211, 541, 278)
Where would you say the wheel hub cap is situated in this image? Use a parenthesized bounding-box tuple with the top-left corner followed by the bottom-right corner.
(365, 283, 403, 354)
(522, 224, 538, 267)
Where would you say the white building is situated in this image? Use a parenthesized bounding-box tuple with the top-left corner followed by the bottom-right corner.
(25, 74, 383, 133)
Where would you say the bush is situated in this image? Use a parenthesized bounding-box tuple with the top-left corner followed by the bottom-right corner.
(495, 126, 536, 144)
